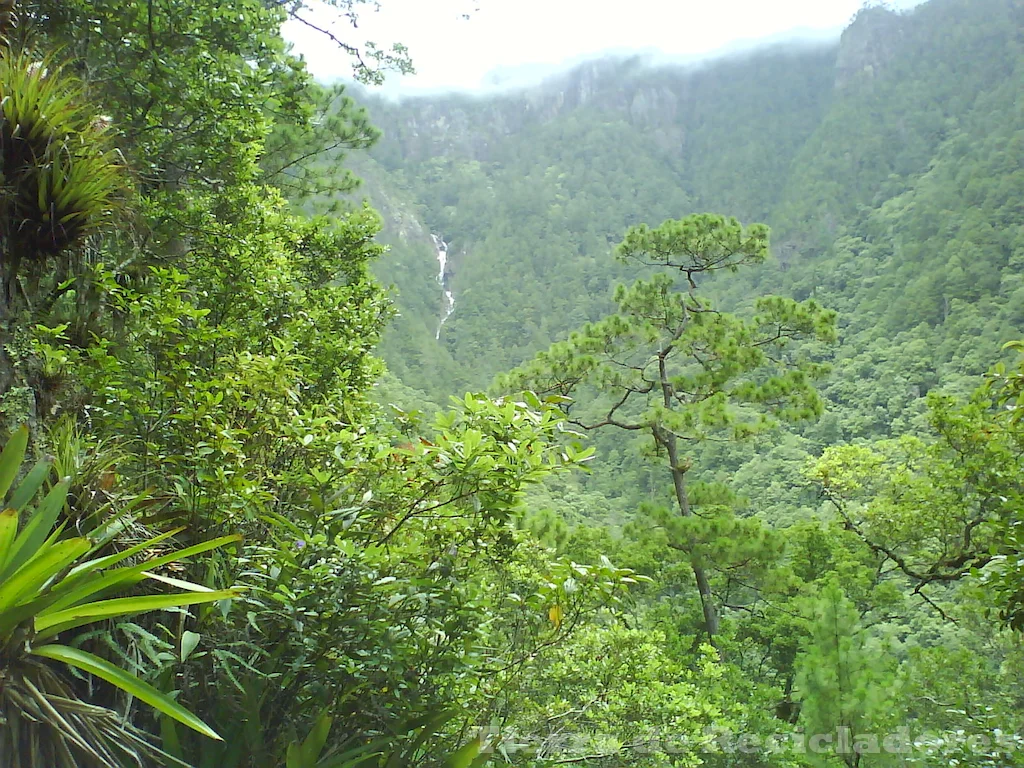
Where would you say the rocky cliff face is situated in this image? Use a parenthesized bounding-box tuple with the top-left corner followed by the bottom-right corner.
(835, 5, 906, 90)
(361, 43, 839, 173)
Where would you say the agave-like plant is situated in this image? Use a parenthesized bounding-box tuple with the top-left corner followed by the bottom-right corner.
(0, 425, 242, 767)
(0, 0, 16, 47)
(0, 48, 125, 297)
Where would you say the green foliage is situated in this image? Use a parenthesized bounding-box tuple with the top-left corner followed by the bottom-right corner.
(263, 82, 379, 203)
(982, 342, 1024, 629)
(794, 580, 901, 767)
(898, 623, 1024, 766)
(357, 0, 1024, 486)
(0, 40, 128, 431)
(0, 51, 124, 267)
(616, 213, 770, 280)
(499, 213, 836, 641)
(0, 426, 239, 767)
(342, 8, 1024, 763)
(5, 0, 1024, 766)
(500, 623, 726, 767)
(283, 710, 493, 768)
(810, 376, 1024, 626)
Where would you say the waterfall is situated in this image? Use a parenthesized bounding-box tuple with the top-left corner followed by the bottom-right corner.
(431, 234, 456, 339)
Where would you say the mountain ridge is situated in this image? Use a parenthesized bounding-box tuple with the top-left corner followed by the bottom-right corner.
(346, 0, 1022, 445)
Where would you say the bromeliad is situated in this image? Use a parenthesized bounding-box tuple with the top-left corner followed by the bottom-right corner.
(0, 425, 242, 767)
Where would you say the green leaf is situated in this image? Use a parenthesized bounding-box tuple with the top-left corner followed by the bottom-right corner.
(315, 742, 383, 768)
(0, 508, 18, 577)
(0, 425, 29, 500)
(443, 740, 489, 768)
(6, 459, 52, 512)
(35, 587, 242, 639)
(138, 534, 242, 574)
(47, 532, 239, 614)
(180, 630, 201, 661)
(302, 712, 333, 765)
(86, 490, 155, 548)
(0, 538, 91, 617)
(386, 711, 452, 768)
(143, 571, 216, 592)
(56, 526, 185, 593)
(520, 390, 541, 409)
(30, 644, 223, 740)
(1, 479, 71, 581)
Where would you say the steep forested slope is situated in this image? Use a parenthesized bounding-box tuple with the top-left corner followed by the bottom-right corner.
(356, 0, 1023, 443)
(331, 6, 1024, 752)
(4, 0, 1023, 762)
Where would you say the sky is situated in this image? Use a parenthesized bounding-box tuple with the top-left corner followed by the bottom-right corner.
(282, 0, 922, 93)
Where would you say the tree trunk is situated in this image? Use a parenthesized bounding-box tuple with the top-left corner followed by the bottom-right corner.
(664, 431, 720, 642)
(657, 353, 720, 643)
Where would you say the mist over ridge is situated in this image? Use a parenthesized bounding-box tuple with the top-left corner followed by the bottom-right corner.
(373, 25, 843, 99)
(332, 0, 928, 99)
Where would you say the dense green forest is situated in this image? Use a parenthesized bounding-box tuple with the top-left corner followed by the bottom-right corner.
(0, 0, 1022, 766)
(359, 0, 1024, 544)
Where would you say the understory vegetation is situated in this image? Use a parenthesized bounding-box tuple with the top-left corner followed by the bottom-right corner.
(0, 0, 1022, 766)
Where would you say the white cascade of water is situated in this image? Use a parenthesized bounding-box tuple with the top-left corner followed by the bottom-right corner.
(431, 234, 456, 339)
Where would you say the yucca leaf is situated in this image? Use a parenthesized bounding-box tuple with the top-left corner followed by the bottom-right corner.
(141, 571, 215, 592)
(47, 526, 186, 610)
(6, 459, 53, 512)
(46, 532, 241, 614)
(0, 591, 68, 638)
(35, 587, 241, 639)
(0, 424, 29, 499)
(30, 644, 223, 741)
(0, 508, 21, 581)
(131, 534, 242, 574)
(0, 537, 91, 615)
(67, 524, 182, 579)
(1, 479, 71, 580)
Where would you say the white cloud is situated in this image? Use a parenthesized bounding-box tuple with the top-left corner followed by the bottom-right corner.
(283, 0, 924, 92)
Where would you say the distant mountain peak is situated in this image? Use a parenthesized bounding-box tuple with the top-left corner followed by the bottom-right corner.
(836, 3, 906, 90)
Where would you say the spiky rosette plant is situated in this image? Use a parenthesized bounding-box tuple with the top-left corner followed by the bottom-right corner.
(0, 426, 243, 767)
(0, 0, 16, 47)
(0, 50, 124, 294)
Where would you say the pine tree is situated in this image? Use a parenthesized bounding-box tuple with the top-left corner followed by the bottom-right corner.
(795, 580, 900, 767)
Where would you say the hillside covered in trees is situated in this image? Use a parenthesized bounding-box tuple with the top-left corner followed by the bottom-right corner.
(355, 0, 1024, 525)
(0, 0, 1022, 767)
(363, 0, 1022, 411)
